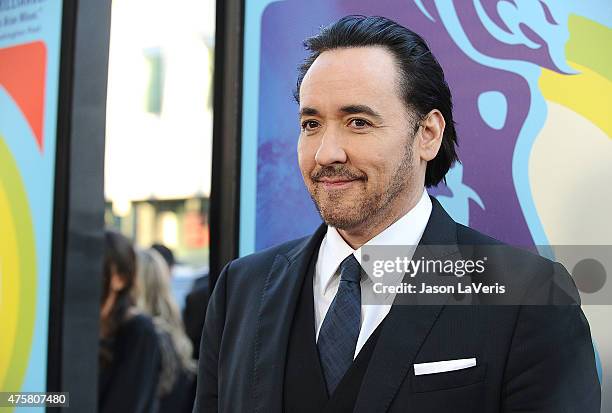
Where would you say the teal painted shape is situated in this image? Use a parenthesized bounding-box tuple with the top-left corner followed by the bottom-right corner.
(478, 91, 508, 130)
(436, 163, 484, 226)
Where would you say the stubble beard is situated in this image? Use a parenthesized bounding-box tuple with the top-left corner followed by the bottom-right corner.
(309, 142, 414, 231)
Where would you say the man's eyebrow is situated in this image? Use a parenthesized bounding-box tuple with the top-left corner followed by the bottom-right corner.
(299, 105, 383, 120)
(299, 107, 320, 117)
(339, 104, 383, 121)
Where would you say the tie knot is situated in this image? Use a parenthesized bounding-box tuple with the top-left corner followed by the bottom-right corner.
(339, 254, 362, 284)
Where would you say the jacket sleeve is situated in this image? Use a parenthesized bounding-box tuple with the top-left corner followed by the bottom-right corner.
(501, 263, 601, 412)
(192, 262, 230, 413)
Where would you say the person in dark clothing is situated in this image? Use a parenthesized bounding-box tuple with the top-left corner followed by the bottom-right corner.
(182, 272, 210, 359)
(151, 243, 175, 273)
(99, 230, 161, 413)
(136, 248, 196, 413)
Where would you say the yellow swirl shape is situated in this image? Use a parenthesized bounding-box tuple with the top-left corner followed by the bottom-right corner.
(539, 14, 612, 138)
(0, 136, 37, 394)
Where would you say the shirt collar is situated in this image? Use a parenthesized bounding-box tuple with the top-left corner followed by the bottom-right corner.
(318, 189, 433, 293)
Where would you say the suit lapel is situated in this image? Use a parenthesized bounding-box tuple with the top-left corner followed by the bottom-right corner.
(354, 196, 461, 413)
(251, 224, 327, 413)
(354, 304, 445, 413)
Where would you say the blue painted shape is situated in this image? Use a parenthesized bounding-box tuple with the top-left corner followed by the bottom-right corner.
(593, 340, 603, 385)
(434, 0, 554, 259)
(414, 0, 435, 22)
(240, 0, 284, 256)
(474, 0, 576, 74)
(478, 91, 508, 130)
(436, 163, 485, 226)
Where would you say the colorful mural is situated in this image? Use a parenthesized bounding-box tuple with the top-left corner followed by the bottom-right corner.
(0, 2, 63, 408)
(241, 0, 611, 252)
(240, 0, 611, 406)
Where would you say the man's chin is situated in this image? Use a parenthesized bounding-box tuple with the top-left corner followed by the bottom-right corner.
(318, 208, 367, 230)
(311, 193, 371, 228)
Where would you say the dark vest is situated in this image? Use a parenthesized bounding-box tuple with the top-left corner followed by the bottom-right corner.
(283, 251, 384, 413)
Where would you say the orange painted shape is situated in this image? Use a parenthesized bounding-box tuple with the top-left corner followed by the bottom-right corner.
(0, 41, 47, 152)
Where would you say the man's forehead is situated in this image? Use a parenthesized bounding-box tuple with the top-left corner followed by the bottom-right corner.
(299, 46, 400, 109)
(307, 46, 396, 72)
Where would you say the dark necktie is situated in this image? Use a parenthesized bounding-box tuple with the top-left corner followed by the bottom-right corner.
(317, 254, 362, 395)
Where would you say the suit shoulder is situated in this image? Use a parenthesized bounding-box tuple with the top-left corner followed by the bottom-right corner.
(456, 223, 552, 267)
(456, 223, 503, 246)
(456, 224, 579, 303)
(229, 236, 310, 269)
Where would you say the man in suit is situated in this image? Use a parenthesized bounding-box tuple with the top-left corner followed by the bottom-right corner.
(193, 16, 600, 412)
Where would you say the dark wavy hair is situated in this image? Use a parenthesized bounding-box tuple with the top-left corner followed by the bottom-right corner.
(100, 230, 137, 365)
(294, 15, 459, 187)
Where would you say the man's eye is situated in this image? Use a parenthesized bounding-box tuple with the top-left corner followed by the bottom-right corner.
(349, 118, 371, 129)
(301, 120, 320, 131)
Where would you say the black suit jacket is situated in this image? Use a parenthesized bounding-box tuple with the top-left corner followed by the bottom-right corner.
(193, 197, 600, 412)
(184, 274, 210, 359)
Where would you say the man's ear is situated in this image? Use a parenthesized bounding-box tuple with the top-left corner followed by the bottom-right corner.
(418, 109, 445, 162)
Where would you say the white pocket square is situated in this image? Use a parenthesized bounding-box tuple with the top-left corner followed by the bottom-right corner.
(414, 358, 477, 376)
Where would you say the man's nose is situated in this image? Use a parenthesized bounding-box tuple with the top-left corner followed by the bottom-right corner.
(315, 128, 347, 166)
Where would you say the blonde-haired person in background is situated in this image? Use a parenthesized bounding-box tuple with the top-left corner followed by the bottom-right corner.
(136, 248, 196, 413)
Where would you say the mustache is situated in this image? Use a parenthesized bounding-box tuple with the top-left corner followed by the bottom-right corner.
(311, 166, 366, 181)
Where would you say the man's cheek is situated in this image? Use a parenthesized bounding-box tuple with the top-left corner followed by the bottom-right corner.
(297, 157, 314, 180)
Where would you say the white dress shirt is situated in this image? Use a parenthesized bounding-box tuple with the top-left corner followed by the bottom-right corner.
(313, 189, 432, 358)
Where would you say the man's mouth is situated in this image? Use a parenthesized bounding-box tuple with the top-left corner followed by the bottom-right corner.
(315, 177, 361, 190)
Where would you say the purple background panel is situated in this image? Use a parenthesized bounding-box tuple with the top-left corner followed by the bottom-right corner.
(254, 0, 561, 250)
